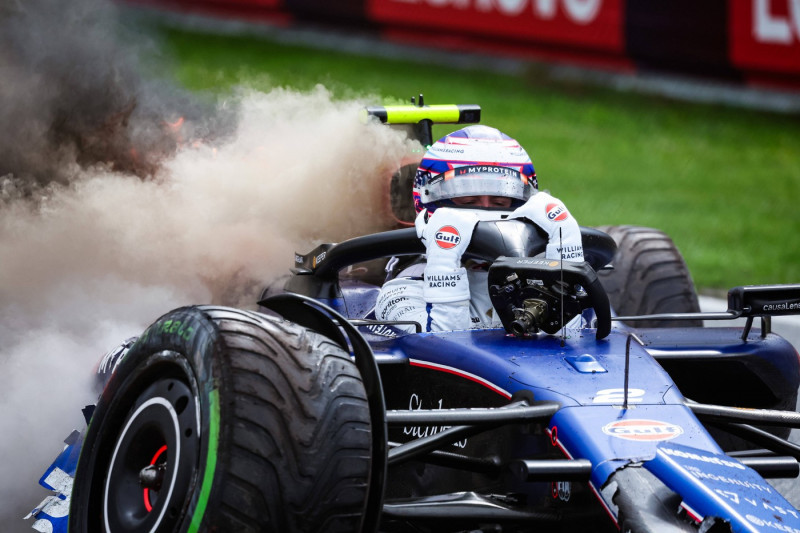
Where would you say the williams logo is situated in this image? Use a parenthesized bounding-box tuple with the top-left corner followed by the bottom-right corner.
(435, 226, 461, 249)
(546, 203, 568, 221)
(602, 419, 684, 442)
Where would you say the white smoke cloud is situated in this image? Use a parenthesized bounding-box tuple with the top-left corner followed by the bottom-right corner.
(0, 86, 414, 529)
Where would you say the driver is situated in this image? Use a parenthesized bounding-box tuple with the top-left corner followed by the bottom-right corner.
(375, 125, 584, 332)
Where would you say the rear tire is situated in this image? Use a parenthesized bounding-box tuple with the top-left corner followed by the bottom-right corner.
(596, 226, 701, 327)
(69, 306, 372, 533)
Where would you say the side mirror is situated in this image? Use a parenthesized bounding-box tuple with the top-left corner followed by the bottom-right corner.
(488, 257, 611, 340)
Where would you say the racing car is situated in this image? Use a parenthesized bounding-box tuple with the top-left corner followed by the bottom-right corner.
(28, 102, 800, 533)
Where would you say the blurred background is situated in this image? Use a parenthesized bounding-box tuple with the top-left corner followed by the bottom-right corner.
(118, 0, 800, 290)
(2, 0, 799, 530)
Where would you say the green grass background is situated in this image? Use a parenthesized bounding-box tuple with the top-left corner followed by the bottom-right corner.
(151, 25, 800, 292)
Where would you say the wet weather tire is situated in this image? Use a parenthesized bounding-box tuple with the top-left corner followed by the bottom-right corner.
(596, 226, 701, 327)
(69, 306, 372, 533)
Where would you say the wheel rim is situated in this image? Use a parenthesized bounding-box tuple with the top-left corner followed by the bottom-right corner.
(103, 378, 199, 532)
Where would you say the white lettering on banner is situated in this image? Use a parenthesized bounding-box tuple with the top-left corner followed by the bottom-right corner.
(403, 394, 468, 448)
(536, 0, 557, 17)
(388, 0, 602, 24)
(494, 0, 526, 16)
(563, 0, 601, 23)
(754, 0, 800, 44)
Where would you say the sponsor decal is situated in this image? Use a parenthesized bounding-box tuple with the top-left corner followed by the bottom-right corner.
(376, 0, 604, 24)
(746, 512, 800, 531)
(369, 0, 624, 53)
(159, 319, 195, 343)
(730, 0, 800, 74)
(403, 393, 468, 448)
(602, 419, 683, 441)
(552, 481, 571, 501)
(546, 202, 568, 221)
(557, 245, 583, 259)
(366, 324, 398, 337)
(661, 447, 745, 470)
(454, 165, 521, 177)
(651, 443, 800, 531)
(312, 251, 326, 268)
(515, 258, 559, 266)
(428, 273, 461, 288)
(427, 174, 445, 186)
(435, 225, 461, 249)
(384, 296, 409, 307)
(763, 300, 800, 311)
(294, 254, 304, 264)
(686, 464, 771, 493)
(751, 0, 800, 45)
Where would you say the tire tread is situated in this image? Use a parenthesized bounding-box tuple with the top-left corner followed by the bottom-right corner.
(204, 306, 371, 532)
(596, 225, 701, 327)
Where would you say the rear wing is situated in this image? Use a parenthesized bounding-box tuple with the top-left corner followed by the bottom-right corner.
(362, 95, 481, 147)
(362, 96, 482, 224)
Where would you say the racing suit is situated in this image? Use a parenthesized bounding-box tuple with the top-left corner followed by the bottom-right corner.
(375, 192, 584, 333)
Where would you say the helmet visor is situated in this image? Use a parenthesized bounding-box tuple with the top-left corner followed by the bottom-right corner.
(421, 165, 534, 204)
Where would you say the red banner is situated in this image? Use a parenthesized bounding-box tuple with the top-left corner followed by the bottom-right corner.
(730, 0, 800, 75)
(367, 0, 624, 53)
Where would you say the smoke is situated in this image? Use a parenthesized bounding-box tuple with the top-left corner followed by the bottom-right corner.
(0, 0, 414, 527)
(0, 0, 230, 187)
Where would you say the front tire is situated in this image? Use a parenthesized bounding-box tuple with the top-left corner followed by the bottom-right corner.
(69, 306, 372, 533)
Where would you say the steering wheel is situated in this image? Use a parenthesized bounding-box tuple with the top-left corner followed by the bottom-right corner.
(287, 218, 615, 338)
(466, 218, 616, 272)
(465, 219, 613, 340)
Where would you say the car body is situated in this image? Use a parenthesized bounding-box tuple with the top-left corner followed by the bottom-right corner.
(27, 103, 800, 533)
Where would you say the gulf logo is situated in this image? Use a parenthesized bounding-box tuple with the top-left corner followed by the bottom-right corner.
(435, 226, 461, 249)
(602, 419, 684, 442)
(546, 203, 568, 222)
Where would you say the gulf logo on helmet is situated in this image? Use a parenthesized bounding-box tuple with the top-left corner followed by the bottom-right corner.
(546, 203, 568, 222)
(435, 226, 461, 249)
(602, 419, 684, 442)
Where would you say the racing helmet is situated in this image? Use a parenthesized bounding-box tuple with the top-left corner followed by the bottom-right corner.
(413, 125, 537, 214)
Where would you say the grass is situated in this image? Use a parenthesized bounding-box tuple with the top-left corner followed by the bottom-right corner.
(149, 24, 800, 291)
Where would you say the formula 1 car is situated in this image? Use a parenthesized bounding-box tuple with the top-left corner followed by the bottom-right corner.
(28, 103, 800, 533)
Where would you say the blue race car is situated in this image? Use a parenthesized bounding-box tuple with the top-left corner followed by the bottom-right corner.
(28, 103, 800, 533)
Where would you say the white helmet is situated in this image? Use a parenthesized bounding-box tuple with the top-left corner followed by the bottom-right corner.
(412, 125, 537, 214)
